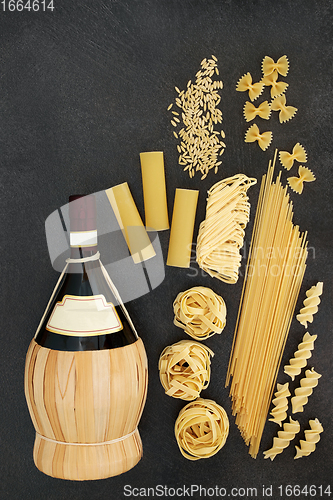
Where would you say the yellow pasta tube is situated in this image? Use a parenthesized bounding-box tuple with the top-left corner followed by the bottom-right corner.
(291, 367, 321, 413)
(105, 182, 155, 263)
(140, 151, 169, 231)
(284, 332, 317, 381)
(269, 383, 290, 426)
(174, 398, 229, 460)
(173, 286, 226, 340)
(294, 418, 323, 459)
(167, 188, 199, 268)
(263, 417, 300, 461)
(158, 340, 214, 401)
(296, 282, 323, 327)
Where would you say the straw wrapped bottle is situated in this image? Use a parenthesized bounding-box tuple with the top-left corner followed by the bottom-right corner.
(24, 195, 148, 481)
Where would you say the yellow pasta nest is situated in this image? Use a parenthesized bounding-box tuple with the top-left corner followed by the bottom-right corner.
(173, 286, 226, 341)
(269, 382, 290, 426)
(174, 398, 229, 460)
(196, 174, 257, 284)
(158, 340, 214, 401)
(263, 417, 300, 461)
(296, 281, 323, 327)
(294, 418, 323, 459)
(291, 367, 322, 414)
(284, 332, 317, 381)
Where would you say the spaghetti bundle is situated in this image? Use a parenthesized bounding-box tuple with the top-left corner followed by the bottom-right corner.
(196, 174, 257, 284)
(226, 151, 308, 458)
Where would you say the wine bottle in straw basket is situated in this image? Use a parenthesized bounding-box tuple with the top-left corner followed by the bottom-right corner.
(24, 194, 148, 481)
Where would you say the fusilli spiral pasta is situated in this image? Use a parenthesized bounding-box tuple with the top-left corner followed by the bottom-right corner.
(269, 382, 290, 426)
(296, 282, 323, 328)
(291, 367, 322, 413)
(174, 398, 229, 460)
(196, 174, 257, 284)
(284, 332, 317, 381)
(173, 286, 226, 340)
(158, 340, 214, 401)
(263, 417, 300, 461)
(294, 418, 323, 459)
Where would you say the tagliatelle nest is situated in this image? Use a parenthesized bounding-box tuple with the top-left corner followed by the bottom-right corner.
(158, 340, 213, 401)
(173, 286, 226, 340)
(174, 398, 229, 460)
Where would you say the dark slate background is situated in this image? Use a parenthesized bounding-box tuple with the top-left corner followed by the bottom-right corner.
(0, 1, 332, 499)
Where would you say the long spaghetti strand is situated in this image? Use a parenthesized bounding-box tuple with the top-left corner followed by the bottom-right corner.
(226, 151, 308, 458)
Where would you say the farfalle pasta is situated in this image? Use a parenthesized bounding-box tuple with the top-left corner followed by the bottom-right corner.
(174, 398, 229, 460)
(243, 101, 271, 122)
(296, 282, 323, 327)
(269, 382, 290, 426)
(245, 123, 272, 151)
(271, 94, 297, 123)
(261, 70, 288, 98)
(263, 417, 300, 461)
(294, 418, 323, 459)
(287, 166, 316, 194)
(158, 340, 214, 401)
(173, 286, 226, 340)
(291, 367, 321, 413)
(279, 143, 307, 170)
(262, 55, 289, 77)
(196, 174, 257, 284)
(236, 72, 264, 101)
(284, 332, 317, 381)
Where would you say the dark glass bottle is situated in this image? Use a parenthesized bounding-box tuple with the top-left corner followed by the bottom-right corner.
(35, 194, 137, 351)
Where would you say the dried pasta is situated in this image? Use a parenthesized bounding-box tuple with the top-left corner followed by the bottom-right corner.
(269, 382, 290, 426)
(236, 72, 264, 101)
(279, 143, 307, 171)
(245, 123, 273, 151)
(263, 417, 300, 461)
(294, 418, 323, 459)
(158, 340, 214, 401)
(174, 398, 229, 460)
(226, 152, 308, 458)
(196, 174, 257, 284)
(284, 332, 317, 381)
(296, 282, 323, 327)
(243, 101, 271, 122)
(271, 94, 297, 123)
(262, 55, 289, 77)
(173, 286, 226, 341)
(287, 166, 316, 195)
(170, 56, 225, 180)
(261, 70, 288, 98)
(291, 367, 321, 413)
